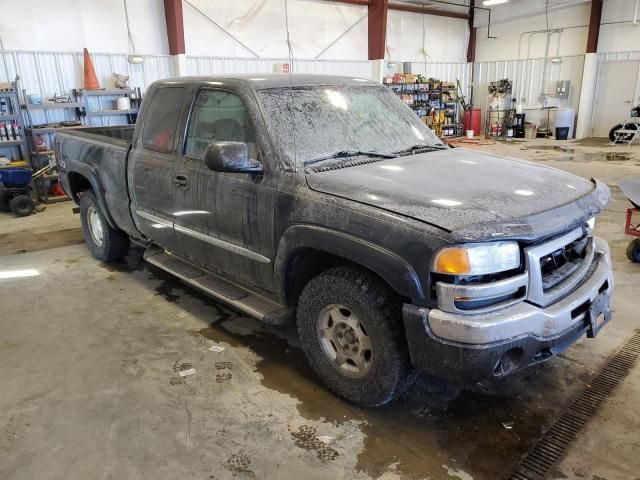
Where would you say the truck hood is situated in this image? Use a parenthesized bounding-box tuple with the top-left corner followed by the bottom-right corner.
(305, 148, 609, 242)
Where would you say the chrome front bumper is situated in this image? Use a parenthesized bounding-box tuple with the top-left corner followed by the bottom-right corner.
(428, 237, 613, 345)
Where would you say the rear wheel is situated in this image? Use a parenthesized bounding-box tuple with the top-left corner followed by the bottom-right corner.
(79, 190, 130, 261)
(297, 266, 411, 406)
(627, 239, 640, 263)
(609, 123, 638, 142)
(9, 195, 35, 217)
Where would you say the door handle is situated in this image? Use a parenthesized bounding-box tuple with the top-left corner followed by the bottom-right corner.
(174, 174, 189, 188)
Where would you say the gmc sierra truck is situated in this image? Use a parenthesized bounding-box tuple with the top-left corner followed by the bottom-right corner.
(56, 75, 614, 406)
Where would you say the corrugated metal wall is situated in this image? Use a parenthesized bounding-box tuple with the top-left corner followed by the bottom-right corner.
(185, 56, 372, 78)
(0, 50, 174, 125)
(598, 51, 640, 62)
(473, 55, 585, 133)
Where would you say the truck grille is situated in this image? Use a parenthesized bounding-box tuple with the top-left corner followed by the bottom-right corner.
(525, 227, 594, 308)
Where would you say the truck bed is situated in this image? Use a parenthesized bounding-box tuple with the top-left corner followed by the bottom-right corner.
(56, 125, 138, 236)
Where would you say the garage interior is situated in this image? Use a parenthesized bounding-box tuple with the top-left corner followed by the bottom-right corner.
(1, 1, 640, 479)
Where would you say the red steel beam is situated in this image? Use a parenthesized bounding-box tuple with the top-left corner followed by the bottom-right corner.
(467, 0, 476, 62)
(387, 2, 470, 20)
(326, 0, 470, 20)
(586, 0, 603, 53)
(368, 0, 389, 60)
(164, 0, 186, 55)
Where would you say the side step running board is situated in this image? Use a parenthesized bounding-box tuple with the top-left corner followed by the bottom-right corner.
(143, 248, 293, 325)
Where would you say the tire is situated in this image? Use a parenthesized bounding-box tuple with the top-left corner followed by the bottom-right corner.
(609, 123, 637, 142)
(297, 266, 411, 407)
(79, 190, 130, 261)
(9, 195, 35, 217)
(627, 239, 640, 263)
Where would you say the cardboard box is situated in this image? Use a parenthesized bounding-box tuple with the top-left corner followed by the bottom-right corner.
(404, 73, 417, 84)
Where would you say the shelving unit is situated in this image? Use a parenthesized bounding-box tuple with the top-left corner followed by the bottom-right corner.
(0, 82, 29, 167)
(19, 87, 142, 203)
(76, 88, 141, 126)
(384, 80, 462, 139)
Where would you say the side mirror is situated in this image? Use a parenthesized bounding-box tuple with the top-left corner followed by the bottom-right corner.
(204, 141, 263, 174)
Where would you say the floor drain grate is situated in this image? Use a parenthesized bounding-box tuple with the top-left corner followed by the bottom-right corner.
(508, 330, 640, 480)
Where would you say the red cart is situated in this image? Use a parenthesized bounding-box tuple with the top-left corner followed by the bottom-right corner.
(620, 179, 640, 262)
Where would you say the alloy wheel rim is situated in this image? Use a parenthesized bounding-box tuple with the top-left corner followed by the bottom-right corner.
(87, 206, 104, 247)
(316, 304, 372, 379)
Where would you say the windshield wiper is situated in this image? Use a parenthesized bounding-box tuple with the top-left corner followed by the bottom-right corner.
(394, 144, 447, 156)
(303, 150, 397, 166)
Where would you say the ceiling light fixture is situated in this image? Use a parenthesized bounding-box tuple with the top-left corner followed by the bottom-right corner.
(483, 0, 509, 5)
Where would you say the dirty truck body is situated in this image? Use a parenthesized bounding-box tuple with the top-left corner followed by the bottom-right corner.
(56, 75, 614, 406)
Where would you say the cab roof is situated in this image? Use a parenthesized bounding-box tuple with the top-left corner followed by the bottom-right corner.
(152, 74, 378, 90)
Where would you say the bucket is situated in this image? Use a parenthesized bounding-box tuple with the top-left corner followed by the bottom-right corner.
(116, 96, 131, 111)
(555, 127, 569, 140)
(466, 130, 474, 139)
(524, 123, 537, 139)
(463, 108, 481, 137)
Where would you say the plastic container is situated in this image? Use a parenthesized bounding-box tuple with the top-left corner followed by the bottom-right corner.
(524, 123, 537, 139)
(553, 108, 576, 138)
(555, 127, 569, 140)
(116, 96, 131, 111)
(466, 130, 474, 138)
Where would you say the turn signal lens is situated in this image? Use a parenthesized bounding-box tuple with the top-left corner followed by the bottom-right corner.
(434, 248, 471, 274)
(432, 242, 520, 275)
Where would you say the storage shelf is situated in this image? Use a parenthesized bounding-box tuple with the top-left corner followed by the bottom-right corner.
(0, 140, 24, 147)
(31, 149, 55, 155)
(22, 102, 84, 110)
(27, 125, 84, 134)
(85, 109, 138, 116)
(0, 114, 20, 120)
(80, 89, 135, 96)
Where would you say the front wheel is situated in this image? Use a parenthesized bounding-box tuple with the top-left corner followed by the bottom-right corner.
(297, 266, 411, 407)
(79, 191, 130, 261)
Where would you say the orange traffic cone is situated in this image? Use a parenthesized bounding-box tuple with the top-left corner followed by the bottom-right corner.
(83, 48, 101, 90)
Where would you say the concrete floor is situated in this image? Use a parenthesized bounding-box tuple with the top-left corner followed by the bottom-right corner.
(0, 137, 638, 480)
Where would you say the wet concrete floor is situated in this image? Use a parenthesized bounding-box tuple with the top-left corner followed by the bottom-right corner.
(1, 138, 639, 479)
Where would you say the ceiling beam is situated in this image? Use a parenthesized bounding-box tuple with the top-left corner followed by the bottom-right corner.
(325, 0, 470, 20)
(163, 0, 186, 55)
(388, 2, 470, 20)
(368, 0, 389, 60)
(586, 0, 603, 53)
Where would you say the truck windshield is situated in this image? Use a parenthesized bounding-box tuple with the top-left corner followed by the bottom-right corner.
(257, 85, 444, 167)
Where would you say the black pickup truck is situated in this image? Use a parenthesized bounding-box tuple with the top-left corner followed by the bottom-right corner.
(56, 75, 614, 406)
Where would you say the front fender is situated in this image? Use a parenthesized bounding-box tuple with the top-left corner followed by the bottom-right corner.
(274, 224, 425, 304)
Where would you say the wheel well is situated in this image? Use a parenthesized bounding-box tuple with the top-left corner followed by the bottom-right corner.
(67, 172, 92, 200)
(285, 248, 407, 306)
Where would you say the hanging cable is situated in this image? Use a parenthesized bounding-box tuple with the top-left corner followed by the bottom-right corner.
(123, 0, 137, 53)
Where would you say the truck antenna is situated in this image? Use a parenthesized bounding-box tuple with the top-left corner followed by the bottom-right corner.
(284, 0, 298, 171)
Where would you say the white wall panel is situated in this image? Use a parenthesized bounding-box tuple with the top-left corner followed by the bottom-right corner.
(0, 50, 174, 125)
(473, 55, 585, 133)
(185, 56, 372, 79)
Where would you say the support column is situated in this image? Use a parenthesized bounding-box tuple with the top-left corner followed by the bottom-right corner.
(575, 0, 603, 138)
(467, 0, 476, 63)
(368, 0, 388, 60)
(575, 53, 599, 139)
(163, 0, 187, 76)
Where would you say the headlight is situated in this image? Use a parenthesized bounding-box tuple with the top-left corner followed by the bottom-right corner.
(432, 241, 521, 275)
(587, 216, 596, 230)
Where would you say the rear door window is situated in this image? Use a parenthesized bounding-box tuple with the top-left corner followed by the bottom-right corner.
(141, 87, 187, 153)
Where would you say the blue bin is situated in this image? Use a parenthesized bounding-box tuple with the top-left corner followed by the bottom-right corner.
(0, 167, 33, 188)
